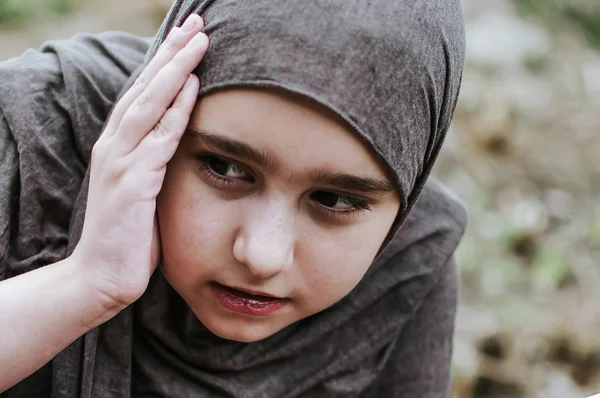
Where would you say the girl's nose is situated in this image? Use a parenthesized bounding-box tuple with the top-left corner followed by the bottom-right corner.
(232, 200, 295, 279)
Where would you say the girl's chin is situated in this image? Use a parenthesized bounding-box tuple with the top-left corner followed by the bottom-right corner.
(181, 292, 287, 343)
(193, 310, 283, 343)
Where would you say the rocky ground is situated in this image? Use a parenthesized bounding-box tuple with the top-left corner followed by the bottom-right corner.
(2, 0, 599, 396)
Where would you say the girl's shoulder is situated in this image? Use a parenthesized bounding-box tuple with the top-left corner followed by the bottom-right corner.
(0, 32, 150, 147)
(0, 31, 149, 87)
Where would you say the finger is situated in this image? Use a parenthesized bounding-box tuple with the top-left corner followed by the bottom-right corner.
(133, 74, 199, 168)
(103, 14, 204, 137)
(115, 32, 208, 153)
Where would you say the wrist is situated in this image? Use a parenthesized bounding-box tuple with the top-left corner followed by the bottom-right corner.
(62, 254, 129, 329)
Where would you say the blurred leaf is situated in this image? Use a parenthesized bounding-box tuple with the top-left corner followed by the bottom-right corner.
(0, 0, 82, 24)
(563, 5, 600, 50)
(49, 0, 76, 14)
(514, 0, 600, 50)
(514, 0, 562, 23)
(531, 248, 570, 292)
(0, 0, 29, 22)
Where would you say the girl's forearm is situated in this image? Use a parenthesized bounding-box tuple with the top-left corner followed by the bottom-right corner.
(0, 258, 125, 393)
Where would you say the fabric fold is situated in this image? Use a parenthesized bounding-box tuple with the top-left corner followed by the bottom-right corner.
(1, 1, 466, 396)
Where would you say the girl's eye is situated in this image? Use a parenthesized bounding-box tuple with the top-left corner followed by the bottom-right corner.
(309, 191, 371, 216)
(206, 156, 250, 179)
(197, 155, 254, 185)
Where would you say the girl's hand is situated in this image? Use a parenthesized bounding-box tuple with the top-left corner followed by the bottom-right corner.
(71, 14, 208, 308)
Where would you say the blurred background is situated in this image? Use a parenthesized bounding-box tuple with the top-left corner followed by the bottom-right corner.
(1, 0, 599, 396)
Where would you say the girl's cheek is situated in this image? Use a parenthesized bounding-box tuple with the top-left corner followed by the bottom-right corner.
(298, 230, 373, 307)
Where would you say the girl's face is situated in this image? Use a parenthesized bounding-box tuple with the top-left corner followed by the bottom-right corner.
(157, 88, 400, 342)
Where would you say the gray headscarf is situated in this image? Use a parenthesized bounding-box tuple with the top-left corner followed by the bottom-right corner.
(0, 0, 466, 397)
(150, 0, 465, 251)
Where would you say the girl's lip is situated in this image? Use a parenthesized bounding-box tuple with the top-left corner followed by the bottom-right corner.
(209, 282, 289, 316)
(224, 284, 284, 299)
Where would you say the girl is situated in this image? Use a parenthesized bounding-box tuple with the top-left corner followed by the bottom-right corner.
(0, 0, 466, 396)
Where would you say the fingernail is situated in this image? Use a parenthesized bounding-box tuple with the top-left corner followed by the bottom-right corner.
(184, 74, 195, 88)
(181, 14, 199, 32)
(190, 32, 208, 50)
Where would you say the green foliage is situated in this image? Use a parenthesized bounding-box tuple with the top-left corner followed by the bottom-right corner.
(49, 0, 76, 14)
(0, 0, 81, 23)
(515, 0, 563, 23)
(514, 0, 600, 50)
(0, 0, 28, 22)
(530, 248, 570, 292)
(563, 6, 600, 49)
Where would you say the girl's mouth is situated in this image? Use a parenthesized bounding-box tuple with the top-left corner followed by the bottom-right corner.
(209, 282, 289, 316)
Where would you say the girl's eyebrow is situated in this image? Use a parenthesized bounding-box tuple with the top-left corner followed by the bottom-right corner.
(185, 127, 394, 195)
(187, 127, 277, 171)
(308, 170, 393, 195)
